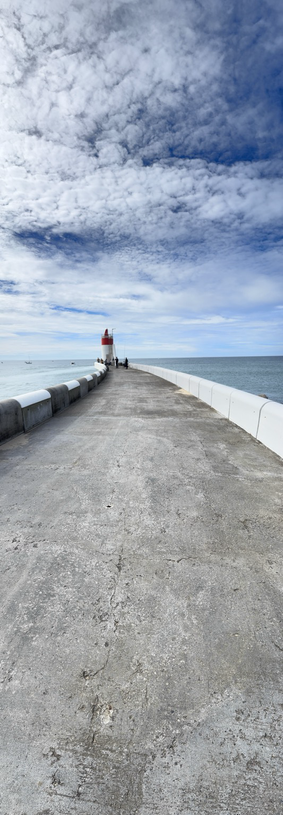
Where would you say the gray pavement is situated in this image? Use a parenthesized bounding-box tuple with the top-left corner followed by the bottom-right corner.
(0, 366, 282, 814)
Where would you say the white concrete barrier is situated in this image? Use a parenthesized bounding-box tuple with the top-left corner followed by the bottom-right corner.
(160, 367, 177, 385)
(84, 374, 95, 391)
(65, 379, 80, 389)
(64, 379, 81, 404)
(155, 367, 165, 378)
(211, 384, 235, 418)
(199, 379, 217, 407)
(15, 389, 51, 409)
(129, 363, 283, 459)
(257, 401, 283, 458)
(95, 362, 107, 374)
(153, 366, 163, 379)
(189, 376, 200, 398)
(229, 390, 269, 437)
(176, 371, 191, 391)
(14, 389, 52, 432)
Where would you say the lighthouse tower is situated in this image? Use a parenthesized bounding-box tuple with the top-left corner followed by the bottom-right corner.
(101, 328, 114, 363)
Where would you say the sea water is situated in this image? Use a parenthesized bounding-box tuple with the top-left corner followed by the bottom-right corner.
(0, 359, 96, 401)
(131, 356, 283, 404)
(0, 356, 282, 404)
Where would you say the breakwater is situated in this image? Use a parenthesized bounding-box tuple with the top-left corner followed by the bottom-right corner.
(0, 364, 107, 444)
(130, 356, 283, 403)
(1, 365, 282, 814)
(130, 363, 283, 459)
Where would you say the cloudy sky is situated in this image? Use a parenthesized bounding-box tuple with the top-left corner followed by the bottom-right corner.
(1, 0, 283, 358)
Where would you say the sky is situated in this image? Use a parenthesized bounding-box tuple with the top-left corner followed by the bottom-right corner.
(1, 0, 283, 359)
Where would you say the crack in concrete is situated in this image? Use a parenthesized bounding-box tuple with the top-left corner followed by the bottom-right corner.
(272, 641, 283, 651)
(166, 556, 197, 564)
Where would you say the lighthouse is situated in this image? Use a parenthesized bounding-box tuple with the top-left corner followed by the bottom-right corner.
(101, 328, 114, 363)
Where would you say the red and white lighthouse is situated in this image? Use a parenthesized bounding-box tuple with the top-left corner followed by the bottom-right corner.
(101, 328, 114, 363)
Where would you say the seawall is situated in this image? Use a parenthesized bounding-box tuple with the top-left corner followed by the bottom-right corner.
(130, 363, 283, 459)
(0, 364, 107, 443)
(1, 365, 282, 814)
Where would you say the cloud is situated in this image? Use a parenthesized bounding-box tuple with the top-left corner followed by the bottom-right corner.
(0, 0, 283, 356)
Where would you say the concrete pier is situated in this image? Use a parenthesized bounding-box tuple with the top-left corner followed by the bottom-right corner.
(0, 367, 282, 814)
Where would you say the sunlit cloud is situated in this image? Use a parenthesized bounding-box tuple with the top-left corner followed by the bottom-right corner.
(0, 0, 283, 357)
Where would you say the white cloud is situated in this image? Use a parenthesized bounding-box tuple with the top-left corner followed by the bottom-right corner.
(0, 0, 283, 357)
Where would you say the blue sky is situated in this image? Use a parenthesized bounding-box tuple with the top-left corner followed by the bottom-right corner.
(1, 0, 283, 358)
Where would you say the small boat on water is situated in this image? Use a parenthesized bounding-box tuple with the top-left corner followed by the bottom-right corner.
(25, 361, 32, 364)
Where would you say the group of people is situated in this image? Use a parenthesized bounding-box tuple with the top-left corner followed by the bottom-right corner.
(96, 357, 128, 369)
(115, 356, 128, 368)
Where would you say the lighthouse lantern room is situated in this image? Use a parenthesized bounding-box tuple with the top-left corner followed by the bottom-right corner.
(101, 328, 114, 363)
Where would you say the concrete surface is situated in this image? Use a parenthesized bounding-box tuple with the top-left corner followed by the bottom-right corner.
(0, 367, 282, 815)
(131, 363, 283, 459)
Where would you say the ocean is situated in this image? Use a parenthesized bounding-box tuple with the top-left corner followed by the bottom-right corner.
(0, 356, 282, 404)
(131, 356, 283, 404)
(0, 360, 97, 402)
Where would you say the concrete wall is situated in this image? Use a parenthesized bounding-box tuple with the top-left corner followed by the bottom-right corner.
(95, 362, 107, 375)
(257, 401, 283, 458)
(229, 390, 269, 437)
(211, 384, 235, 418)
(65, 379, 81, 403)
(0, 369, 108, 444)
(130, 363, 283, 459)
(47, 384, 69, 414)
(189, 375, 200, 397)
(84, 374, 95, 391)
(198, 378, 217, 407)
(176, 371, 191, 391)
(77, 377, 89, 398)
(0, 398, 24, 443)
(15, 389, 53, 433)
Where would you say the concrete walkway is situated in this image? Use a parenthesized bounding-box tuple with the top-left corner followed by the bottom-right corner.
(0, 367, 282, 814)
